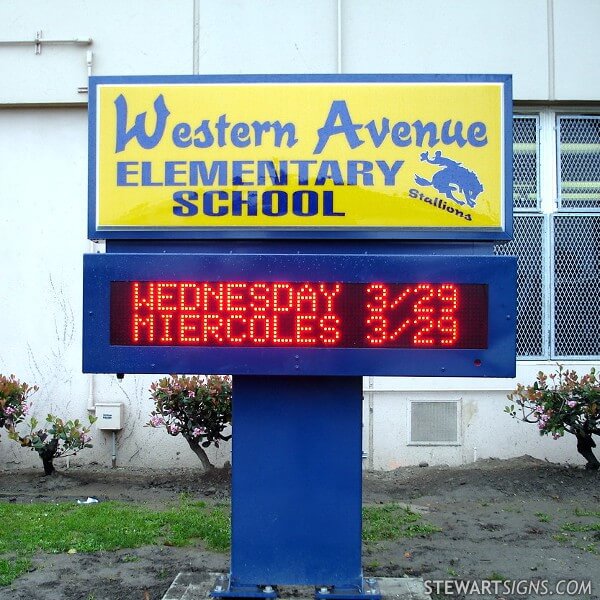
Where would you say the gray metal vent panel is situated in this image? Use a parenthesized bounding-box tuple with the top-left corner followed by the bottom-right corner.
(410, 401, 458, 444)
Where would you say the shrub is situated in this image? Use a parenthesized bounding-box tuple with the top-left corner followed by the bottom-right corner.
(506, 366, 600, 469)
(0, 375, 36, 436)
(11, 414, 97, 475)
(147, 375, 232, 471)
(1, 374, 96, 475)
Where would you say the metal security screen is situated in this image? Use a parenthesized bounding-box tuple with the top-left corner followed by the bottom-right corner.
(553, 215, 600, 357)
(513, 116, 540, 209)
(495, 215, 546, 357)
(505, 112, 600, 360)
(410, 401, 459, 444)
(558, 116, 600, 209)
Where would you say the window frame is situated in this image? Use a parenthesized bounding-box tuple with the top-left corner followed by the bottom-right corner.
(509, 108, 600, 360)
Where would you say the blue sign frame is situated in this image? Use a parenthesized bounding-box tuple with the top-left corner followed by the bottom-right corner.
(82, 252, 516, 377)
(88, 73, 513, 242)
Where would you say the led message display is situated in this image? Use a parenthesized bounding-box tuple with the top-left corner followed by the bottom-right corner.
(110, 281, 488, 349)
(82, 253, 516, 377)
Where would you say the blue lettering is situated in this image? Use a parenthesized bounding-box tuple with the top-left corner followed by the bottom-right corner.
(165, 161, 187, 186)
(376, 160, 404, 185)
(189, 161, 227, 186)
(231, 123, 251, 148)
(364, 119, 390, 147)
(468, 122, 488, 147)
(193, 120, 215, 148)
(114, 94, 170, 153)
(172, 123, 192, 148)
(413, 121, 440, 147)
(314, 100, 364, 154)
(323, 190, 345, 216)
(232, 161, 254, 186)
(173, 190, 198, 217)
(116, 162, 138, 186)
(203, 190, 228, 216)
(347, 161, 373, 186)
(441, 120, 467, 147)
(216, 115, 231, 147)
(315, 161, 344, 185)
(292, 191, 319, 216)
(141, 162, 162, 186)
(232, 191, 258, 216)
(289, 160, 316, 185)
(391, 122, 411, 147)
(257, 161, 288, 185)
(262, 191, 288, 216)
(251, 121, 298, 148)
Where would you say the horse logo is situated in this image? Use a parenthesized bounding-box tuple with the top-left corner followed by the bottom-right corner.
(414, 151, 483, 208)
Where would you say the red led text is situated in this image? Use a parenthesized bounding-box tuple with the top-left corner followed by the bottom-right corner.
(110, 280, 488, 349)
(126, 281, 341, 346)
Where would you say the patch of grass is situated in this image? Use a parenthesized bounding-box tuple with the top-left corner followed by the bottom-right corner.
(164, 501, 230, 550)
(121, 554, 140, 563)
(561, 522, 600, 533)
(489, 572, 508, 581)
(0, 499, 231, 586)
(501, 506, 522, 514)
(535, 512, 551, 523)
(0, 558, 31, 586)
(577, 543, 598, 555)
(0, 500, 230, 555)
(554, 509, 600, 556)
(574, 508, 600, 518)
(362, 504, 440, 542)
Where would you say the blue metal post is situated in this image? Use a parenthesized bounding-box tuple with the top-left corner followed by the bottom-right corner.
(216, 375, 372, 598)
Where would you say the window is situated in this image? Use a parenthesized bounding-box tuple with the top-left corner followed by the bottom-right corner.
(553, 214, 600, 357)
(495, 215, 546, 357)
(558, 116, 600, 209)
(495, 112, 600, 359)
(513, 116, 540, 210)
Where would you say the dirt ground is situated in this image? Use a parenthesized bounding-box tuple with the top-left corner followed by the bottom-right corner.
(1, 456, 599, 600)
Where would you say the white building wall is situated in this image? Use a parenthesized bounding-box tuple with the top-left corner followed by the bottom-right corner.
(343, 0, 550, 100)
(197, 0, 338, 74)
(553, 0, 600, 100)
(0, 1, 598, 470)
(0, 0, 195, 104)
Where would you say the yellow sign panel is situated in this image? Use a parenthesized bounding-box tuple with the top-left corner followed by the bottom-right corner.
(90, 76, 510, 238)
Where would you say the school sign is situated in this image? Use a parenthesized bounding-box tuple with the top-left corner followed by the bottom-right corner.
(88, 74, 512, 240)
(84, 75, 516, 596)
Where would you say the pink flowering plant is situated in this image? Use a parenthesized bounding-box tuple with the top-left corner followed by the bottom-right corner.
(10, 414, 97, 476)
(0, 374, 36, 436)
(505, 366, 600, 470)
(147, 374, 232, 471)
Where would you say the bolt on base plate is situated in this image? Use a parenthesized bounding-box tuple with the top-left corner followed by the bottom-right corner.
(210, 574, 381, 600)
(314, 577, 382, 600)
(210, 574, 278, 599)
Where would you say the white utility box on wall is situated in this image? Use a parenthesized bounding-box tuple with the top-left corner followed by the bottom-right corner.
(95, 402, 124, 430)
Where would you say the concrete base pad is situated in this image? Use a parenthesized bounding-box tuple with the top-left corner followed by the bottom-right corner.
(162, 573, 432, 600)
